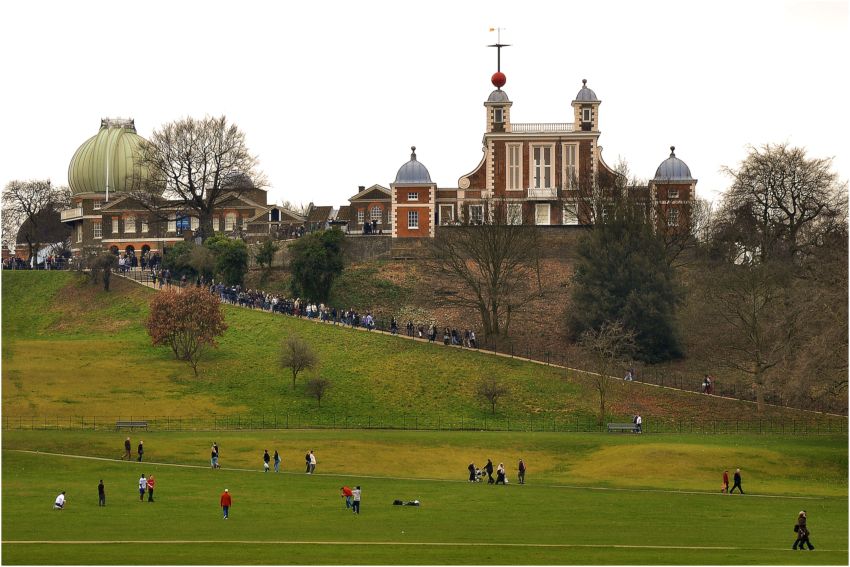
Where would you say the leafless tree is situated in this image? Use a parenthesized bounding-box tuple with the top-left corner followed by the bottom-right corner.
(428, 198, 543, 340)
(134, 115, 266, 240)
(280, 335, 318, 389)
(700, 261, 802, 412)
(476, 376, 509, 415)
(305, 377, 331, 407)
(579, 321, 636, 426)
(716, 143, 847, 264)
(1, 180, 70, 262)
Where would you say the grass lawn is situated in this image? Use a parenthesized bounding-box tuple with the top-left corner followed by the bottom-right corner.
(2, 430, 847, 565)
(2, 271, 842, 429)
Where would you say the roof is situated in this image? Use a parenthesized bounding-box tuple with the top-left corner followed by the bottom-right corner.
(574, 79, 599, 102)
(487, 89, 510, 103)
(335, 205, 352, 221)
(653, 146, 696, 182)
(68, 119, 148, 195)
(394, 146, 432, 184)
(306, 205, 333, 222)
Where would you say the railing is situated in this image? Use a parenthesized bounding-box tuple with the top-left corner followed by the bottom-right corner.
(512, 122, 575, 133)
(528, 187, 558, 199)
(60, 207, 83, 221)
(2, 414, 846, 434)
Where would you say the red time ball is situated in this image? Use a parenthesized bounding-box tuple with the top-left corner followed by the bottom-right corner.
(491, 72, 506, 88)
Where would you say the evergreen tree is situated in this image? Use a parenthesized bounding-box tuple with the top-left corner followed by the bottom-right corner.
(568, 202, 683, 362)
(288, 228, 345, 302)
(204, 235, 249, 286)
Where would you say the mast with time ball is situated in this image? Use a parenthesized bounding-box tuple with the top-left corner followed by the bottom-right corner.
(488, 27, 510, 89)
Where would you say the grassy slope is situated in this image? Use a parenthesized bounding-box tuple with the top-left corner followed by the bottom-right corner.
(1, 271, 843, 426)
(2, 431, 847, 565)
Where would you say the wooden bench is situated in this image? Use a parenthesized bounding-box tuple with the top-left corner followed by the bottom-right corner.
(607, 422, 639, 433)
(116, 420, 148, 430)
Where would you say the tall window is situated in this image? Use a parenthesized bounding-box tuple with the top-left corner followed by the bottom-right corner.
(563, 204, 579, 225)
(535, 204, 550, 226)
(357, 209, 365, 224)
(76, 223, 82, 242)
(668, 208, 679, 227)
(225, 213, 237, 232)
(93, 221, 102, 239)
(125, 216, 136, 233)
(507, 203, 523, 225)
(213, 216, 220, 232)
(469, 205, 484, 225)
(141, 219, 148, 233)
(439, 205, 454, 225)
(191, 216, 199, 230)
(176, 216, 190, 234)
(111, 217, 119, 234)
(370, 205, 382, 222)
(532, 146, 552, 188)
(407, 210, 419, 229)
(582, 107, 592, 122)
(494, 108, 504, 124)
(563, 144, 578, 189)
(507, 144, 522, 190)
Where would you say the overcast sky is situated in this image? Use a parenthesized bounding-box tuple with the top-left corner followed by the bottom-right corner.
(0, 0, 847, 209)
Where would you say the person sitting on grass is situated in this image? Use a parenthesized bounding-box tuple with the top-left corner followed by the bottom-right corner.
(53, 491, 66, 510)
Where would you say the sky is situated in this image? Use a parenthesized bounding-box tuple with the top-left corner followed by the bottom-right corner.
(0, 0, 847, 209)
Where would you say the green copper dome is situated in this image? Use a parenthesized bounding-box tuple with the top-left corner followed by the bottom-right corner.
(68, 118, 147, 195)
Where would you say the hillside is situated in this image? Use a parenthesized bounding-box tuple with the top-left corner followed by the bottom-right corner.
(1, 271, 843, 430)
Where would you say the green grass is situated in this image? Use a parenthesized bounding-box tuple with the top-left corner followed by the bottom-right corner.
(2, 430, 847, 564)
(2, 271, 845, 429)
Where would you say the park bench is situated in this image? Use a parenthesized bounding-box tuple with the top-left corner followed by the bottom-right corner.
(116, 420, 148, 430)
(607, 422, 639, 433)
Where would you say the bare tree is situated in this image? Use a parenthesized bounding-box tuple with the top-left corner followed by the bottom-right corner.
(476, 376, 509, 415)
(280, 335, 318, 389)
(1, 180, 70, 262)
(717, 143, 847, 264)
(579, 321, 636, 426)
(701, 261, 801, 412)
(305, 377, 331, 407)
(428, 198, 542, 340)
(134, 116, 266, 240)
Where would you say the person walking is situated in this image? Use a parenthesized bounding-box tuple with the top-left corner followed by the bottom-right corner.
(211, 443, 219, 469)
(138, 474, 147, 501)
(730, 468, 744, 494)
(146, 475, 155, 502)
(98, 480, 106, 506)
(340, 486, 353, 509)
(518, 459, 526, 485)
(635, 414, 643, 434)
(123, 437, 132, 460)
(352, 486, 361, 514)
(468, 463, 476, 482)
(263, 450, 271, 472)
(220, 489, 232, 519)
(484, 459, 494, 484)
(495, 463, 506, 484)
(273, 450, 281, 473)
(305, 451, 311, 474)
(721, 470, 730, 493)
(137, 440, 144, 462)
(309, 450, 317, 474)
(793, 510, 814, 550)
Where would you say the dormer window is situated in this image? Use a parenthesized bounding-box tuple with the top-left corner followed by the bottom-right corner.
(582, 107, 592, 123)
(494, 108, 504, 124)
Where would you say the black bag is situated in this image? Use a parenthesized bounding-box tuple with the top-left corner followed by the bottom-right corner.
(393, 499, 403, 506)
(793, 525, 799, 532)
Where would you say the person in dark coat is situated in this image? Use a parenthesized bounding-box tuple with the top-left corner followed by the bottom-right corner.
(793, 511, 814, 550)
(468, 463, 476, 482)
(729, 468, 744, 493)
(137, 441, 144, 462)
(98, 480, 106, 506)
(484, 459, 494, 484)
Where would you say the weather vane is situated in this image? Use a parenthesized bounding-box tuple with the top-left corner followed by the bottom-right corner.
(488, 27, 510, 89)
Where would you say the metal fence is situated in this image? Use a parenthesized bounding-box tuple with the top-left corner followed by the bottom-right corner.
(3, 414, 846, 435)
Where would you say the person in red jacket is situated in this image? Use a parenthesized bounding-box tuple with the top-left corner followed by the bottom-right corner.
(146, 475, 155, 502)
(220, 489, 232, 519)
(722, 470, 730, 493)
